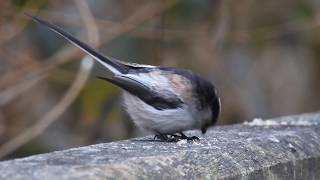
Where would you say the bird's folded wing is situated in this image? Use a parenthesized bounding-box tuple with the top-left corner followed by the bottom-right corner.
(98, 75, 183, 110)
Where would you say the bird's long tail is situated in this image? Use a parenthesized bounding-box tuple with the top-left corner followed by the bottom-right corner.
(26, 13, 127, 75)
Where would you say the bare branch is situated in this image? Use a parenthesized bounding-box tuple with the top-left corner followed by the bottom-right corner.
(0, 0, 99, 158)
(0, 0, 181, 98)
(0, 56, 93, 158)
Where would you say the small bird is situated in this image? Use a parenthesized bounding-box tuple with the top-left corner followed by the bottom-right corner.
(27, 14, 221, 142)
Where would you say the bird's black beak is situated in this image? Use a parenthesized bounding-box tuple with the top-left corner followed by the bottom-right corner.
(201, 127, 207, 134)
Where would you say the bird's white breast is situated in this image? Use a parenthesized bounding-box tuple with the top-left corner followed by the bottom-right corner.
(122, 92, 198, 134)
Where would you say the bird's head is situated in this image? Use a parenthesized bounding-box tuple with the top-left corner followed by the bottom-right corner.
(195, 78, 221, 134)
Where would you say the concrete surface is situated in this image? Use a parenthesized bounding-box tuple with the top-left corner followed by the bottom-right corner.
(0, 112, 320, 180)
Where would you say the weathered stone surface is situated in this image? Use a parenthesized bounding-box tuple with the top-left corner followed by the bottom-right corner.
(1, 112, 320, 180)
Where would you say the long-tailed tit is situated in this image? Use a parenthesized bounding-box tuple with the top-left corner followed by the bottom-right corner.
(27, 14, 221, 142)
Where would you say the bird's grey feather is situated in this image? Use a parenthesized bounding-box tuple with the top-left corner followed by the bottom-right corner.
(98, 75, 183, 110)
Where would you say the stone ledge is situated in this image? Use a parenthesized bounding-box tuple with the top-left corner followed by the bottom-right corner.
(0, 112, 320, 180)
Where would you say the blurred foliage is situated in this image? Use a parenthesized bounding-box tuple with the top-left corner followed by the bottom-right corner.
(0, 0, 319, 159)
(294, 0, 313, 18)
(80, 80, 118, 126)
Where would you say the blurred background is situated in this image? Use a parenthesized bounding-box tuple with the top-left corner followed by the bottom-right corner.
(0, 0, 319, 159)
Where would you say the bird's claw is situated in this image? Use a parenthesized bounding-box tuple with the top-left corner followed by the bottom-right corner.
(189, 136, 200, 141)
(153, 135, 160, 140)
(154, 133, 199, 142)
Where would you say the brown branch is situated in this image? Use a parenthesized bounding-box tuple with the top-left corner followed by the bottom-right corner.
(0, 0, 181, 159)
(74, 0, 100, 46)
(0, 0, 98, 158)
(0, 0, 181, 96)
(0, 0, 47, 46)
(0, 57, 93, 158)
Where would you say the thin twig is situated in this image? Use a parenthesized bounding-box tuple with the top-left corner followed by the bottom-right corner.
(0, 0, 182, 159)
(0, 0, 181, 96)
(0, 57, 93, 158)
(74, 0, 99, 45)
(0, 0, 46, 46)
(0, 0, 98, 158)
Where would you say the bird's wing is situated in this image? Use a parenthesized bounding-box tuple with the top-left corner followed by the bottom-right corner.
(98, 75, 183, 110)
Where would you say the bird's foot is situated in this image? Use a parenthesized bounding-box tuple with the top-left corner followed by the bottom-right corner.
(154, 132, 200, 142)
(154, 134, 179, 142)
(178, 132, 200, 142)
(186, 136, 200, 141)
(153, 135, 160, 140)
